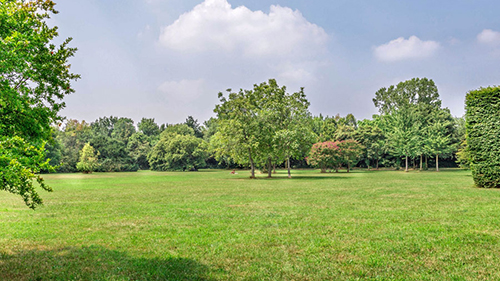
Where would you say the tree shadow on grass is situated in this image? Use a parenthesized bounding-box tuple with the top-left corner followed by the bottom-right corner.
(0, 245, 216, 281)
(227, 175, 351, 181)
(267, 175, 351, 180)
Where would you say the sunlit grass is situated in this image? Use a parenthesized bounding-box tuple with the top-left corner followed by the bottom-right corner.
(1, 168, 499, 280)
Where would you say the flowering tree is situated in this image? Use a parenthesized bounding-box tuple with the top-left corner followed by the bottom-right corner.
(307, 141, 342, 173)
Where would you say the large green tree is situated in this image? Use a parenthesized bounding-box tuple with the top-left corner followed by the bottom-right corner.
(212, 88, 262, 178)
(213, 79, 314, 179)
(0, 0, 79, 208)
(354, 119, 385, 169)
(127, 132, 152, 170)
(259, 82, 314, 178)
(373, 78, 446, 172)
(379, 107, 420, 172)
(148, 129, 207, 172)
(89, 117, 138, 172)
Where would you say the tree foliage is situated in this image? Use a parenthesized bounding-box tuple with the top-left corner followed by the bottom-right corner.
(307, 141, 342, 173)
(337, 140, 365, 173)
(185, 116, 203, 138)
(148, 133, 207, 172)
(465, 86, 500, 188)
(373, 78, 455, 172)
(0, 137, 53, 209)
(308, 140, 364, 173)
(137, 118, 160, 137)
(76, 143, 99, 173)
(213, 86, 266, 178)
(212, 79, 313, 178)
(89, 117, 138, 172)
(0, 0, 79, 208)
(354, 119, 385, 169)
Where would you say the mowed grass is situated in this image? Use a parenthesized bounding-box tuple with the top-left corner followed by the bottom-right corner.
(1, 169, 500, 280)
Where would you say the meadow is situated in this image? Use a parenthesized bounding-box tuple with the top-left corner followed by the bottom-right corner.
(1, 169, 500, 280)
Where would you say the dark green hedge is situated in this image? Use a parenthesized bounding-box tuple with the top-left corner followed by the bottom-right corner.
(465, 86, 500, 188)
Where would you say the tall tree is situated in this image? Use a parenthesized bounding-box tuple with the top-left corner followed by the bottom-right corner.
(56, 120, 91, 172)
(424, 109, 455, 171)
(354, 119, 385, 169)
(185, 116, 203, 139)
(202, 117, 219, 141)
(213, 79, 314, 179)
(0, 0, 79, 208)
(380, 107, 421, 172)
(90, 117, 138, 172)
(213, 88, 262, 178)
(149, 130, 207, 171)
(373, 78, 444, 172)
(373, 78, 441, 115)
(138, 118, 160, 137)
(259, 81, 314, 178)
(312, 115, 337, 142)
(337, 140, 365, 173)
(127, 132, 152, 170)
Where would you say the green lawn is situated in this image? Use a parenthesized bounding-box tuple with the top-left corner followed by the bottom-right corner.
(1, 169, 499, 280)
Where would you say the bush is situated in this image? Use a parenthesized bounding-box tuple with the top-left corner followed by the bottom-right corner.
(465, 86, 500, 188)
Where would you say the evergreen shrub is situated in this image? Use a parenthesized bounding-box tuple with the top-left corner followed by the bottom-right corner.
(465, 86, 500, 188)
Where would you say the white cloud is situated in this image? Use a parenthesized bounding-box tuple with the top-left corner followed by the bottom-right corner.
(477, 29, 500, 46)
(373, 36, 440, 62)
(158, 0, 328, 59)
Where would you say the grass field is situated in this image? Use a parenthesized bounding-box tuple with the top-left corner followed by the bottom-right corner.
(1, 168, 500, 280)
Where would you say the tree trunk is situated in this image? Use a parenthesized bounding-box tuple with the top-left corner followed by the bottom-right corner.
(347, 163, 350, 173)
(436, 154, 439, 172)
(320, 165, 326, 173)
(405, 155, 408, 172)
(273, 164, 276, 174)
(376, 158, 379, 170)
(287, 157, 291, 178)
(248, 148, 255, 179)
(420, 154, 423, 171)
(425, 155, 428, 170)
(267, 157, 272, 178)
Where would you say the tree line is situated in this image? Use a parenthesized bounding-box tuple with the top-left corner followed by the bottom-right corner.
(46, 78, 465, 178)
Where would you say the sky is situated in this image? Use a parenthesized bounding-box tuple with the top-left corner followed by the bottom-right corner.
(51, 0, 500, 125)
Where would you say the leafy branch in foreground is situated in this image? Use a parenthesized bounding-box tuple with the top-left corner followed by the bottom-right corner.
(0, 0, 80, 208)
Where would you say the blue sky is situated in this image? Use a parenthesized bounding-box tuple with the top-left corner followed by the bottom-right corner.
(52, 0, 500, 124)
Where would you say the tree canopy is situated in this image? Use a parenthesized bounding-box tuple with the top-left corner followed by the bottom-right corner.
(0, 0, 79, 208)
(212, 79, 314, 178)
